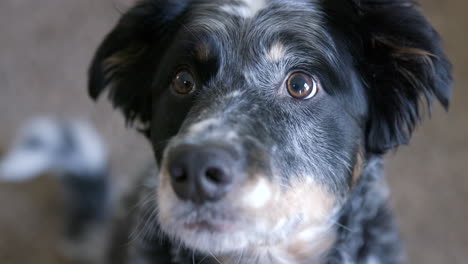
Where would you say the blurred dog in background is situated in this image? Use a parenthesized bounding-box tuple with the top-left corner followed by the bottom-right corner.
(0, 117, 110, 262)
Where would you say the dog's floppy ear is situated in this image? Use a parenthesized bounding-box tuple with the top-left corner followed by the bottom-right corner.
(88, 0, 188, 129)
(355, 0, 453, 153)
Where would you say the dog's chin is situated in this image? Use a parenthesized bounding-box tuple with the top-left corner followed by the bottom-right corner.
(160, 214, 334, 259)
(158, 207, 314, 257)
(165, 222, 253, 254)
(158, 210, 295, 255)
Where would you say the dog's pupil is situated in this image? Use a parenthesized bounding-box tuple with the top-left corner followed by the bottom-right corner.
(288, 73, 311, 98)
(178, 73, 193, 87)
(174, 70, 194, 94)
(183, 80, 192, 88)
(292, 78, 307, 93)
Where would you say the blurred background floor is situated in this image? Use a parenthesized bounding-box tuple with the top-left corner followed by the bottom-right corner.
(0, 0, 466, 263)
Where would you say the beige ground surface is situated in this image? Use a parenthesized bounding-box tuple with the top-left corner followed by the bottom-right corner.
(0, 0, 466, 263)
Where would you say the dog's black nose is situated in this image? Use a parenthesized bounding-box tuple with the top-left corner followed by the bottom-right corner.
(168, 144, 240, 203)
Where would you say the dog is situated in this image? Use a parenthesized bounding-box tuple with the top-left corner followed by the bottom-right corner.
(86, 0, 452, 263)
(0, 117, 111, 262)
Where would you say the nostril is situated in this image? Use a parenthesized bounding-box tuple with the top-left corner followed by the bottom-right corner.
(170, 166, 187, 182)
(205, 167, 226, 184)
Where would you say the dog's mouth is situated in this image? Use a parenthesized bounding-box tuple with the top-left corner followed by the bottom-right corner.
(157, 199, 269, 254)
(166, 202, 253, 235)
(184, 219, 240, 233)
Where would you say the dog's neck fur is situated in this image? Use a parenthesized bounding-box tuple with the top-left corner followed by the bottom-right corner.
(124, 156, 403, 264)
(327, 156, 404, 264)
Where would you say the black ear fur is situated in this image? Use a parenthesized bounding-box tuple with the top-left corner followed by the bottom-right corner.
(88, 0, 188, 129)
(355, 0, 453, 153)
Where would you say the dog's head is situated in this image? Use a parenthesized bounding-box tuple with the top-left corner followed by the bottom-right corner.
(89, 0, 451, 259)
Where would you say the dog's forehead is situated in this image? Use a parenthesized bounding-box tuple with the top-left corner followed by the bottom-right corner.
(182, 0, 329, 78)
(187, 0, 324, 41)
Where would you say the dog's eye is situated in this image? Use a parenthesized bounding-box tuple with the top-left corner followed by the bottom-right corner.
(173, 69, 196, 95)
(286, 72, 318, 100)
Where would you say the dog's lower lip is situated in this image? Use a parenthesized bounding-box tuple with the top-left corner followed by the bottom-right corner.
(184, 221, 238, 232)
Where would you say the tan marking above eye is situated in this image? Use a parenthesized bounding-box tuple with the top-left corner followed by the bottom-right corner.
(286, 72, 319, 100)
(267, 42, 286, 63)
(196, 42, 210, 61)
(173, 69, 196, 94)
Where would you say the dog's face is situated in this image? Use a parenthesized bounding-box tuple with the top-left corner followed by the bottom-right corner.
(89, 0, 451, 259)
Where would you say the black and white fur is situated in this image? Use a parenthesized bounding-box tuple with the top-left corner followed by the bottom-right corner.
(33, 0, 453, 263)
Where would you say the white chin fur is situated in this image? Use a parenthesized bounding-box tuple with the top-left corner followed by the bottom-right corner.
(157, 177, 249, 254)
(164, 225, 252, 255)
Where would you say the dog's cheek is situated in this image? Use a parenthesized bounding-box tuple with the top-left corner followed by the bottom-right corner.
(240, 177, 276, 209)
(156, 159, 178, 228)
(231, 176, 338, 261)
(238, 176, 337, 231)
(274, 179, 338, 261)
(283, 178, 337, 224)
(286, 229, 336, 263)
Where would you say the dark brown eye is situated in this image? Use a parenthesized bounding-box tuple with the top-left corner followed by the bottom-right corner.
(173, 69, 196, 94)
(286, 72, 318, 99)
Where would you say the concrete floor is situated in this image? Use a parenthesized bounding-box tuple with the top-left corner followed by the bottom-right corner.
(0, 0, 466, 263)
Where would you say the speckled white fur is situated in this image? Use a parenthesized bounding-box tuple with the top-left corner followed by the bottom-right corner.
(220, 0, 268, 18)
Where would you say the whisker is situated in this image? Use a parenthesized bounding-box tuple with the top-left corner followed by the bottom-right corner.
(128, 207, 153, 242)
(198, 254, 209, 264)
(332, 220, 354, 233)
(128, 201, 159, 245)
(209, 251, 223, 264)
(111, 0, 127, 14)
(235, 249, 244, 264)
